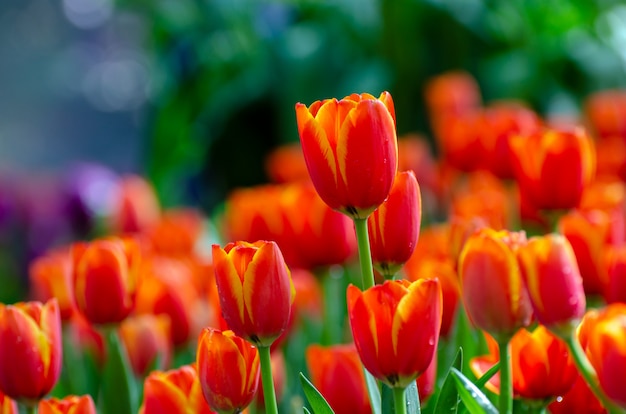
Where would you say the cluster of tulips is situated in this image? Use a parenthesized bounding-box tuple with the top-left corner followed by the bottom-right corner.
(1, 71, 626, 414)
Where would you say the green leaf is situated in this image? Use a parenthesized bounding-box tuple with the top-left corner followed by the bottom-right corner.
(100, 329, 138, 414)
(450, 368, 498, 414)
(475, 362, 500, 390)
(433, 347, 463, 414)
(406, 380, 421, 414)
(364, 368, 382, 414)
(304, 408, 312, 414)
(299, 372, 334, 414)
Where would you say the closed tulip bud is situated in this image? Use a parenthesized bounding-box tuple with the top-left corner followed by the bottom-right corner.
(196, 329, 259, 414)
(29, 248, 75, 320)
(0, 299, 62, 402)
(295, 92, 398, 219)
(347, 279, 442, 389)
(118, 314, 172, 377)
(109, 174, 160, 234)
(458, 228, 532, 340)
(517, 234, 586, 337)
(72, 236, 141, 325)
(140, 364, 214, 414)
(579, 303, 626, 408)
(510, 126, 596, 211)
(368, 171, 421, 278)
(306, 344, 371, 414)
(212, 241, 294, 347)
(38, 395, 96, 414)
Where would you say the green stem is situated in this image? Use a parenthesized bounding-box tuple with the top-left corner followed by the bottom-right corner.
(321, 266, 342, 345)
(498, 338, 513, 414)
(565, 334, 625, 414)
(354, 218, 376, 290)
(258, 346, 278, 414)
(393, 387, 407, 414)
(23, 403, 38, 414)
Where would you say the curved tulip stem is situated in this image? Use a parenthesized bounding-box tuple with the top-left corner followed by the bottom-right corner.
(393, 387, 407, 414)
(259, 346, 278, 414)
(497, 338, 513, 414)
(565, 334, 625, 414)
(354, 218, 376, 290)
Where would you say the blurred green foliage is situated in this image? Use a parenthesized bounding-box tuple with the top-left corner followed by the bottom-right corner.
(117, 0, 626, 211)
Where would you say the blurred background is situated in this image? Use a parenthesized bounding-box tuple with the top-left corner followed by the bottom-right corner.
(1, 0, 626, 300)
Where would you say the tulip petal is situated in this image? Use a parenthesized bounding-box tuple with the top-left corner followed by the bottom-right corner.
(212, 245, 245, 325)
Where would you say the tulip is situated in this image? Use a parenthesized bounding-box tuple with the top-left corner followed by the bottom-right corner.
(139, 364, 214, 414)
(605, 245, 626, 304)
(212, 241, 294, 347)
(306, 344, 371, 414)
(38, 395, 96, 414)
(109, 174, 160, 234)
(584, 89, 626, 139)
(118, 314, 172, 377)
(29, 248, 75, 320)
(367, 171, 421, 278)
(347, 278, 442, 389)
(516, 233, 586, 336)
(0, 389, 17, 414)
(72, 237, 141, 325)
(295, 92, 398, 219)
(146, 208, 204, 256)
(424, 70, 481, 119)
(196, 329, 259, 414)
(579, 304, 626, 409)
(458, 228, 532, 339)
(0, 299, 62, 403)
(548, 373, 607, 414)
(470, 326, 577, 401)
(264, 143, 311, 184)
(510, 126, 595, 211)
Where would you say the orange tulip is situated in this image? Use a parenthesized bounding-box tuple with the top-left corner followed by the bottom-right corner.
(295, 92, 398, 219)
(470, 326, 577, 400)
(146, 208, 203, 256)
(367, 171, 421, 278)
(517, 234, 586, 334)
(579, 303, 626, 408)
(29, 248, 75, 320)
(0, 299, 62, 402)
(72, 237, 141, 325)
(139, 364, 214, 414)
(0, 389, 17, 414)
(510, 126, 596, 211)
(424, 70, 481, 119)
(196, 329, 259, 414)
(118, 314, 172, 377)
(109, 174, 160, 234)
(306, 344, 371, 414)
(38, 395, 96, 414)
(212, 241, 294, 347)
(347, 279, 442, 389)
(264, 143, 311, 184)
(584, 89, 626, 139)
(458, 228, 532, 339)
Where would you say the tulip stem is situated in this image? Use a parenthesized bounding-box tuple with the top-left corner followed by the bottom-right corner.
(354, 218, 376, 290)
(258, 346, 278, 414)
(23, 404, 37, 414)
(565, 334, 625, 414)
(497, 338, 513, 414)
(321, 266, 343, 345)
(393, 387, 407, 414)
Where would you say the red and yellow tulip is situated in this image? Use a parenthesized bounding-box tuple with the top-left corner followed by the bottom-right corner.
(196, 329, 259, 414)
(368, 170, 421, 278)
(347, 279, 442, 389)
(38, 395, 96, 414)
(212, 241, 294, 347)
(295, 92, 398, 219)
(0, 299, 62, 402)
(29, 248, 75, 320)
(118, 314, 172, 377)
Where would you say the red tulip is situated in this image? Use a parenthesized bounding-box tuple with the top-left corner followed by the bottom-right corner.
(0, 299, 62, 402)
(368, 171, 421, 278)
(347, 279, 442, 389)
(118, 314, 172, 377)
(212, 241, 294, 347)
(295, 92, 398, 219)
(196, 329, 259, 413)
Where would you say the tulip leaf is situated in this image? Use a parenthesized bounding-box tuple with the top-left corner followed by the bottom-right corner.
(433, 347, 463, 414)
(100, 328, 138, 414)
(475, 362, 500, 389)
(364, 368, 383, 414)
(299, 372, 334, 414)
(406, 380, 421, 414)
(450, 368, 498, 414)
(304, 408, 312, 414)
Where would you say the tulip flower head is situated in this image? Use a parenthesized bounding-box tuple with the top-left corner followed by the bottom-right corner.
(347, 279, 442, 389)
(38, 395, 96, 414)
(196, 328, 260, 414)
(368, 170, 422, 278)
(295, 92, 398, 219)
(212, 240, 295, 347)
(0, 299, 62, 403)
